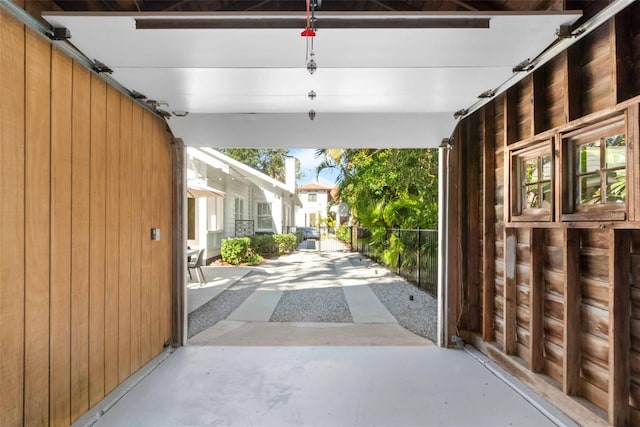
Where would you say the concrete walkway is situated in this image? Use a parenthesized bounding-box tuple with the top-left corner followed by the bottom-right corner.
(74, 250, 579, 427)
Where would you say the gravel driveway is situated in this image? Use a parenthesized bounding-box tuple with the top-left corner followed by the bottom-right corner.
(188, 250, 438, 342)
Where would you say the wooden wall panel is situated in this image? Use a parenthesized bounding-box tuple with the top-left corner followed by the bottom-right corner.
(89, 74, 107, 408)
(630, 4, 640, 98)
(24, 29, 52, 426)
(70, 61, 92, 423)
(542, 55, 566, 130)
(516, 77, 533, 141)
(49, 47, 73, 427)
(140, 112, 153, 364)
(0, 9, 25, 427)
(544, 229, 564, 384)
(117, 95, 132, 383)
(105, 86, 121, 393)
(0, 17, 175, 425)
(129, 104, 143, 373)
(579, 23, 615, 116)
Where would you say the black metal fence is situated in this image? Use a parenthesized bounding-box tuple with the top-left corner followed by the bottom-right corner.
(353, 227, 438, 297)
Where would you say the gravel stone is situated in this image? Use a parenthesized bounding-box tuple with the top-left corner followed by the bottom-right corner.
(187, 270, 263, 338)
(270, 286, 353, 323)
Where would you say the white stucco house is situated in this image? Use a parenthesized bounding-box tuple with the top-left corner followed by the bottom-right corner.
(295, 182, 337, 228)
(187, 148, 301, 261)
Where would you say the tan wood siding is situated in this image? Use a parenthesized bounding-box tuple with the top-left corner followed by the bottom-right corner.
(24, 29, 52, 426)
(0, 18, 175, 425)
(49, 47, 73, 427)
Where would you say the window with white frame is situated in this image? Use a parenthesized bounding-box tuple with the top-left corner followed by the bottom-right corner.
(257, 202, 273, 229)
(234, 197, 244, 221)
(510, 142, 553, 221)
(562, 117, 626, 220)
(308, 193, 317, 202)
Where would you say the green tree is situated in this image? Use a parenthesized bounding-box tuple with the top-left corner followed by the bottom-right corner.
(219, 148, 299, 183)
(318, 149, 439, 230)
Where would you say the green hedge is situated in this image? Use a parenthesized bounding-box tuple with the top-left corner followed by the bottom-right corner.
(221, 237, 259, 265)
(273, 234, 297, 254)
(336, 226, 351, 243)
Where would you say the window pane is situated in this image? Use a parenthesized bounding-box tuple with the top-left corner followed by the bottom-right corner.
(604, 134, 626, 169)
(541, 181, 552, 208)
(524, 184, 539, 209)
(579, 174, 601, 205)
(605, 170, 626, 203)
(257, 217, 272, 228)
(523, 158, 538, 184)
(577, 141, 600, 173)
(541, 155, 552, 180)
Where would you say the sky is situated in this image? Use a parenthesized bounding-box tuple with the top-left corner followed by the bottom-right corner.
(290, 148, 338, 187)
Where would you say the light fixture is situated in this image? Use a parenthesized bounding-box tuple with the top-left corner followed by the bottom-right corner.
(308, 110, 316, 120)
(172, 111, 189, 117)
(555, 24, 575, 39)
(308, 90, 316, 100)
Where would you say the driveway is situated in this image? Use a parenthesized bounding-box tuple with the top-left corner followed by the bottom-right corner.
(187, 250, 437, 345)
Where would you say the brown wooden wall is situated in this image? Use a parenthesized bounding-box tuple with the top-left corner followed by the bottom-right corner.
(454, 4, 640, 426)
(0, 9, 174, 426)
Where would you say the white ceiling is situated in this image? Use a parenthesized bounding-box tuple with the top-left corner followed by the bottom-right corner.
(43, 11, 580, 148)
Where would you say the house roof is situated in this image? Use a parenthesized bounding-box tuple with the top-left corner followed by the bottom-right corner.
(297, 182, 335, 191)
(188, 147, 302, 207)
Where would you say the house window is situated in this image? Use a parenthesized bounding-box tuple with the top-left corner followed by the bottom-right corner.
(234, 197, 244, 221)
(562, 117, 626, 220)
(510, 142, 553, 222)
(308, 193, 317, 202)
(257, 202, 273, 229)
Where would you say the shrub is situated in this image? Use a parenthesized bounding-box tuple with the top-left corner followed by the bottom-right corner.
(336, 226, 351, 243)
(221, 237, 253, 265)
(252, 234, 277, 254)
(273, 233, 297, 254)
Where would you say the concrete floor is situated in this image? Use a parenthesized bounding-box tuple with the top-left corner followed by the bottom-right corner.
(75, 345, 577, 427)
(74, 252, 578, 427)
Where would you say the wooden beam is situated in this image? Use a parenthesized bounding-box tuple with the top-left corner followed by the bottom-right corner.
(172, 139, 186, 346)
(563, 228, 581, 395)
(482, 103, 496, 342)
(505, 87, 518, 146)
(466, 114, 481, 331)
(628, 104, 639, 222)
(503, 227, 517, 354)
(608, 229, 631, 426)
(529, 228, 545, 372)
(532, 68, 546, 135)
(565, 47, 581, 122)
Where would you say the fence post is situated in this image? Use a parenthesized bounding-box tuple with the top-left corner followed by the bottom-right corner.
(396, 229, 401, 276)
(417, 228, 421, 287)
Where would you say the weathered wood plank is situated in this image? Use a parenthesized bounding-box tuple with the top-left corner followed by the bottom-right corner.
(504, 228, 517, 354)
(608, 229, 631, 425)
(464, 114, 481, 331)
(563, 228, 581, 395)
(49, 46, 73, 427)
(70, 61, 92, 423)
(88, 74, 107, 408)
(0, 10, 26, 426)
(24, 29, 51, 427)
(530, 229, 544, 372)
(104, 86, 121, 394)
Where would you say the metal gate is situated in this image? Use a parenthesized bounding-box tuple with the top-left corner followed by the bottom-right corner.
(295, 226, 352, 252)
